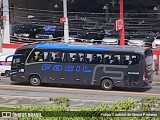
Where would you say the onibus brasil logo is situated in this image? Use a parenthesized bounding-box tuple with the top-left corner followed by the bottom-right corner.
(1, 112, 42, 118)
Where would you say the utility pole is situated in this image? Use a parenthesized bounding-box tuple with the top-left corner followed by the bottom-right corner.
(63, 0, 69, 43)
(119, 0, 125, 46)
(0, 0, 2, 55)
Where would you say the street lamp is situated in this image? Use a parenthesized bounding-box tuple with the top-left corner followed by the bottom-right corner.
(54, 4, 58, 8)
(153, 6, 158, 11)
(103, 4, 109, 22)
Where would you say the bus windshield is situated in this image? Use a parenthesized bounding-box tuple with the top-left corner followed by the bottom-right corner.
(11, 49, 31, 69)
(12, 56, 22, 69)
(144, 49, 153, 80)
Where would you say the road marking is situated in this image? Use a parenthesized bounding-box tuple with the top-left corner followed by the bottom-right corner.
(0, 84, 160, 96)
(0, 94, 47, 99)
(0, 94, 113, 103)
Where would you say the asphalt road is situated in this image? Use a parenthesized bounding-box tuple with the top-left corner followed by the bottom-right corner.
(0, 76, 160, 107)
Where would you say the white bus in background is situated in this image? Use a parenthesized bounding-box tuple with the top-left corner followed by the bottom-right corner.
(0, 55, 12, 77)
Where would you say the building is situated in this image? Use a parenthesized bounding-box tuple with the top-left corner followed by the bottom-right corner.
(1, 0, 160, 44)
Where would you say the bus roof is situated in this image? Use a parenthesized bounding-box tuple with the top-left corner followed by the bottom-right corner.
(18, 42, 149, 53)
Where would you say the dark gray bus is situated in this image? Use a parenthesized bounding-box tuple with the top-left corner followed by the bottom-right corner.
(7, 42, 153, 90)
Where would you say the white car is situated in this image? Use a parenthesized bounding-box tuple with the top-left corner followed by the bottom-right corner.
(61, 36, 76, 43)
(101, 34, 119, 45)
(127, 34, 146, 47)
(102, 37, 119, 45)
(128, 32, 157, 47)
(152, 35, 160, 49)
(35, 34, 53, 40)
(0, 55, 13, 77)
(128, 39, 145, 46)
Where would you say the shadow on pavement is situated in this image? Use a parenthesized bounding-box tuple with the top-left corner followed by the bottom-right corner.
(113, 86, 152, 92)
(10, 81, 152, 92)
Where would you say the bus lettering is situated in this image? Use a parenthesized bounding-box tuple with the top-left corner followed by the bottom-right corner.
(65, 65, 74, 72)
(53, 65, 62, 71)
(76, 66, 81, 72)
(41, 64, 92, 73)
(42, 64, 51, 70)
(83, 66, 92, 72)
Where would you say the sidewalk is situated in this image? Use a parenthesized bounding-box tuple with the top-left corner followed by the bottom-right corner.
(152, 72, 160, 86)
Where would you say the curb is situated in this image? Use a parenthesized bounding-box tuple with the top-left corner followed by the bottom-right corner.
(0, 104, 17, 108)
(152, 82, 160, 86)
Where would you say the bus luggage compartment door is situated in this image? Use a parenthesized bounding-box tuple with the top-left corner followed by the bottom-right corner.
(126, 65, 140, 87)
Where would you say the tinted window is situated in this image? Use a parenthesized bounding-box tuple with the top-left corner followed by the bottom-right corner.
(16, 49, 31, 63)
(87, 53, 102, 64)
(27, 50, 48, 63)
(27, 50, 66, 63)
(103, 53, 140, 65)
(50, 51, 65, 62)
(67, 52, 84, 63)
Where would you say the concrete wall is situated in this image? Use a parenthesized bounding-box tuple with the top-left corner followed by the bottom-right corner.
(2, 48, 15, 55)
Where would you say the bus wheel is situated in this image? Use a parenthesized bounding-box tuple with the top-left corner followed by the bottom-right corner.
(30, 75, 41, 86)
(101, 79, 113, 91)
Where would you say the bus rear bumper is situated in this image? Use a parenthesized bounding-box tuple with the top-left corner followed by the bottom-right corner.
(141, 79, 152, 87)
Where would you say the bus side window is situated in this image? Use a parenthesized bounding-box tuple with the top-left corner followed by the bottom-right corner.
(92, 54, 102, 64)
(53, 52, 64, 62)
(43, 52, 49, 61)
(68, 53, 84, 63)
(80, 55, 85, 63)
(110, 55, 120, 65)
(35, 52, 44, 62)
(45, 52, 53, 61)
(27, 50, 43, 63)
(128, 55, 140, 65)
(103, 54, 110, 64)
(28, 52, 36, 63)
(86, 53, 102, 64)
(120, 55, 129, 65)
(86, 54, 92, 63)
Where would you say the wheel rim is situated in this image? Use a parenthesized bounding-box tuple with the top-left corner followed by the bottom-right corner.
(32, 78, 39, 84)
(104, 82, 111, 89)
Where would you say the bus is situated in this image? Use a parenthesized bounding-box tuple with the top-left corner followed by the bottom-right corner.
(6, 42, 153, 90)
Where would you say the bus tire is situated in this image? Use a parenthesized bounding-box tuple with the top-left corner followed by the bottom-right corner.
(101, 79, 113, 91)
(5, 70, 10, 77)
(29, 75, 41, 86)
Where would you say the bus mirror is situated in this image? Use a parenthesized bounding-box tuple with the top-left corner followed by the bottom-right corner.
(17, 63, 21, 67)
(5, 54, 23, 62)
